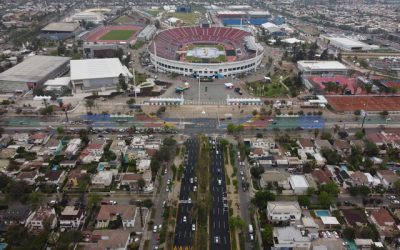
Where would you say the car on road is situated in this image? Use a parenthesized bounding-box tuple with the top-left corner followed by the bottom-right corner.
(162, 201, 166, 208)
(193, 186, 197, 192)
(326, 231, 332, 238)
(158, 224, 162, 230)
(240, 171, 244, 176)
(214, 236, 220, 244)
(109, 200, 117, 205)
(194, 177, 197, 182)
(188, 198, 192, 203)
(333, 231, 339, 239)
(391, 199, 400, 204)
(192, 223, 196, 231)
(190, 178, 193, 184)
(166, 187, 170, 192)
(218, 179, 222, 186)
(153, 225, 158, 233)
(249, 234, 254, 241)
(234, 87, 243, 95)
(164, 169, 168, 174)
(183, 216, 187, 223)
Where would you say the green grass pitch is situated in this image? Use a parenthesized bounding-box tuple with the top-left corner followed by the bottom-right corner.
(99, 30, 136, 40)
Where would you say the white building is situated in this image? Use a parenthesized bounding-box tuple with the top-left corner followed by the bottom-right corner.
(297, 60, 348, 75)
(91, 171, 113, 188)
(289, 175, 309, 194)
(272, 226, 311, 250)
(321, 35, 379, 51)
(267, 201, 302, 223)
(137, 159, 151, 172)
(70, 58, 133, 92)
(59, 206, 85, 230)
(65, 138, 81, 157)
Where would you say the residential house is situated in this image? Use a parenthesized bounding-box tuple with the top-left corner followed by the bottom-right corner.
(65, 138, 81, 158)
(95, 205, 137, 228)
(0, 135, 12, 149)
(314, 139, 332, 151)
(120, 170, 152, 191)
(297, 138, 314, 152)
(333, 140, 351, 155)
(376, 170, 398, 189)
(84, 230, 131, 250)
(350, 171, 369, 186)
(0, 148, 17, 159)
(91, 171, 113, 189)
(16, 170, 39, 185)
(3, 204, 33, 226)
(59, 206, 85, 230)
(59, 160, 77, 168)
(350, 140, 365, 150)
(272, 226, 311, 250)
(137, 159, 151, 172)
(341, 209, 368, 227)
(66, 170, 88, 189)
(28, 206, 57, 230)
(249, 147, 269, 159)
(80, 141, 106, 164)
(267, 201, 302, 223)
(366, 133, 385, 147)
(109, 139, 127, 157)
(44, 170, 65, 186)
(289, 175, 309, 194)
(370, 207, 395, 231)
(311, 168, 332, 185)
(29, 132, 50, 145)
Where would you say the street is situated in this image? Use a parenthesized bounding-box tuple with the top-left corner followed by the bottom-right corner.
(209, 139, 231, 250)
(173, 138, 197, 249)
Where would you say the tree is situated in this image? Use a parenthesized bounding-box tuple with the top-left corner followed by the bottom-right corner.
(251, 190, 275, 210)
(355, 130, 364, 139)
(126, 98, 136, 105)
(364, 140, 379, 157)
(298, 195, 310, 207)
(250, 166, 265, 179)
(307, 187, 316, 196)
(320, 132, 332, 140)
(118, 73, 128, 91)
(318, 191, 333, 207)
(229, 216, 245, 230)
(394, 179, 400, 195)
(321, 148, 342, 165)
(57, 127, 65, 134)
(88, 193, 102, 208)
(354, 110, 361, 116)
(138, 178, 146, 192)
(342, 227, 355, 240)
(320, 182, 340, 196)
(142, 198, 153, 208)
(227, 123, 236, 134)
(320, 49, 329, 60)
(262, 224, 274, 245)
(85, 99, 95, 111)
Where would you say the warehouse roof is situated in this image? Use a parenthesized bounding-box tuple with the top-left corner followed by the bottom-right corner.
(289, 175, 309, 189)
(70, 58, 132, 81)
(297, 60, 347, 71)
(42, 22, 80, 32)
(0, 55, 70, 83)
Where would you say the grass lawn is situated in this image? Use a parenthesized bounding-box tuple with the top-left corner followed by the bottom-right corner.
(146, 10, 162, 17)
(99, 30, 136, 40)
(247, 81, 288, 98)
(170, 12, 200, 25)
(113, 15, 134, 24)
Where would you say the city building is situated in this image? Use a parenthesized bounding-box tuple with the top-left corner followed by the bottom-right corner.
(41, 22, 81, 40)
(267, 201, 302, 223)
(320, 35, 379, 51)
(297, 61, 348, 75)
(70, 58, 133, 92)
(0, 55, 70, 93)
(272, 226, 311, 250)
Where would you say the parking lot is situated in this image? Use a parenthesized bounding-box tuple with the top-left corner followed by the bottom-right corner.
(161, 77, 251, 105)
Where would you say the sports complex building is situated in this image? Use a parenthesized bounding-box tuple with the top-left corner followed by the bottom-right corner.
(148, 25, 264, 78)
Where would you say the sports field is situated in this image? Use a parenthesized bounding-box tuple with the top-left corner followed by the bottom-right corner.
(99, 30, 136, 40)
(327, 96, 400, 111)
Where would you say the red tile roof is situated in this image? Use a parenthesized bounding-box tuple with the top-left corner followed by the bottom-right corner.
(371, 208, 395, 227)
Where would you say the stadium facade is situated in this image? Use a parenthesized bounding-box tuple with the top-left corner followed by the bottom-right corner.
(148, 25, 264, 78)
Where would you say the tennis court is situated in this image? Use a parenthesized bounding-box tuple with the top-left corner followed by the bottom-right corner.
(327, 96, 400, 111)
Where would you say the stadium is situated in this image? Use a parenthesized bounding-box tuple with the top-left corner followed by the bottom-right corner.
(148, 25, 264, 78)
(81, 25, 143, 45)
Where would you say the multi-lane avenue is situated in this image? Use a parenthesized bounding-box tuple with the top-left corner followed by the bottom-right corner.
(173, 138, 198, 249)
(209, 138, 231, 250)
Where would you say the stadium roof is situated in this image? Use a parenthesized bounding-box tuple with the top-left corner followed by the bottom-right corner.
(42, 22, 80, 32)
(70, 58, 132, 81)
(0, 55, 70, 83)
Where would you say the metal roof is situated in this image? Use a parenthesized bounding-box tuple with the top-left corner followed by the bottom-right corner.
(0, 55, 70, 83)
(70, 58, 132, 81)
(41, 22, 80, 32)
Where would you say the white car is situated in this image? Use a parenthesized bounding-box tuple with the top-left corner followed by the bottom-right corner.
(326, 231, 332, 238)
(192, 223, 196, 231)
(164, 169, 168, 174)
(240, 171, 244, 176)
(158, 224, 162, 230)
(214, 236, 219, 244)
(188, 198, 192, 203)
(333, 231, 339, 239)
(322, 232, 327, 239)
(193, 186, 197, 192)
(153, 225, 157, 233)
(190, 178, 193, 184)
(183, 216, 187, 223)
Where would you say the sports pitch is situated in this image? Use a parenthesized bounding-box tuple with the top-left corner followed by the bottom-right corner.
(99, 30, 136, 40)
